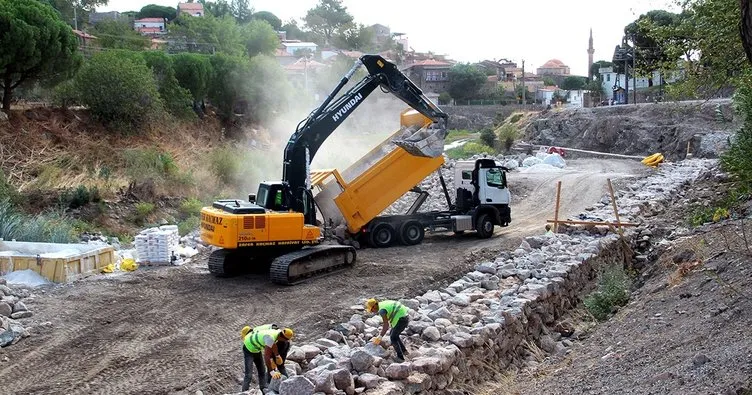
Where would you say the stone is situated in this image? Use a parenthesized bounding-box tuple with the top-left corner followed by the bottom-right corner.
(315, 338, 339, 349)
(354, 373, 381, 389)
(434, 318, 452, 327)
(269, 374, 287, 393)
(449, 295, 470, 307)
(0, 278, 5, 285)
(480, 280, 499, 290)
(404, 372, 432, 393)
(385, 362, 411, 380)
(351, 350, 376, 372)
(301, 344, 322, 360)
(287, 346, 307, 362)
(0, 285, 11, 297)
(326, 330, 346, 342)
(11, 302, 26, 313)
(448, 332, 473, 348)
(428, 307, 451, 320)
(331, 368, 355, 394)
(306, 368, 337, 394)
(279, 376, 315, 395)
(363, 343, 388, 358)
(421, 326, 440, 341)
(363, 380, 404, 395)
(400, 299, 420, 310)
(692, 353, 711, 367)
(407, 320, 429, 335)
(10, 311, 31, 320)
(328, 345, 351, 359)
(0, 303, 11, 318)
(410, 357, 444, 375)
(475, 262, 497, 275)
(335, 323, 357, 337)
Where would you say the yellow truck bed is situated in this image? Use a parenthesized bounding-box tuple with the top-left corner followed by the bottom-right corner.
(313, 110, 445, 234)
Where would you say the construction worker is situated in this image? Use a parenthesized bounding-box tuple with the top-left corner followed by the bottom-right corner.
(365, 298, 410, 362)
(545, 224, 554, 236)
(240, 324, 294, 391)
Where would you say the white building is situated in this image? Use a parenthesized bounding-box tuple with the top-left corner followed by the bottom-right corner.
(566, 90, 585, 108)
(281, 41, 318, 55)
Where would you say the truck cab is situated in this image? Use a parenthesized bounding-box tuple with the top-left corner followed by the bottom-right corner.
(452, 158, 512, 237)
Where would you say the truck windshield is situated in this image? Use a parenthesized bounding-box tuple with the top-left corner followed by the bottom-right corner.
(256, 186, 269, 208)
(486, 168, 505, 187)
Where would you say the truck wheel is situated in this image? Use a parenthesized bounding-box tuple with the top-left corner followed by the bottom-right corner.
(399, 220, 425, 246)
(476, 214, 494, 239)
(370, 223, 396, 248)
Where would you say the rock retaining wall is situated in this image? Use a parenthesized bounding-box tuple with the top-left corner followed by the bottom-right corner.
(225, 159, 717, 395)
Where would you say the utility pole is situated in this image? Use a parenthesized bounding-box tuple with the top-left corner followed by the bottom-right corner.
(73, 2, 78, 31)
(623, 46, 629, 104)
(632, 46, 637, 104)
(521, 59, 526, 110)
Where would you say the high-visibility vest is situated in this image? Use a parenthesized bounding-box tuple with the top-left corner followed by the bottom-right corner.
(244, 328, 279, 353)
(379, 300, 408, 327)
(252, 324, 278, 333)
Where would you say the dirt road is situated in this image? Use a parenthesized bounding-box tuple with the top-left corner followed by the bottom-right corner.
(0, 159, 645, 395)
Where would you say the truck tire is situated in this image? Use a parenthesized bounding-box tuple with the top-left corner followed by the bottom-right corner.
(475, 214, 494, 239)
(399, 220, 425, 246)
(370, 223, 396, 248)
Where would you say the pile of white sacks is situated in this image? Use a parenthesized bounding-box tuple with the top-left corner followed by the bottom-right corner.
(225, 158, 718, 395)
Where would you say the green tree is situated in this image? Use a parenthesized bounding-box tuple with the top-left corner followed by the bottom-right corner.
(585, 79, 605, 102)
(137, 4, 177, 20)
(245, 55, 293, 123)
(172, 53, 212, 109)
(208, 53, 249, 119)
(542, 76, 556, 86)
(448, 63, 487, 101)
(201, 0, 231, 18)
(560, 76, 587, 90)
(241, 19, 279, 57)
(281, 18, 308, 41)
(625, 10, 681, 85)
(438, 92, 452, 105)
(252, 11, 281, 30)
(333, 23, 374, 51)
(91, 19, 149, 50)
(44, 0, 108, 29)
(304, 0, 353, 45)
(480, 128, 497, 149)
(589, 60, 613, 80)
(169, 14, 244, 55)
(73, 50, 163, 128)
(230, 0, 252, 24)
(0, 0, 81, 110)
(141, 51, 194, 118)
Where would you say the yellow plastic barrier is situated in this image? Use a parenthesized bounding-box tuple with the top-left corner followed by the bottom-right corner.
(121, 259, 138, 272)
(641, 153, 664, 167)
(101, 263, 115, 273)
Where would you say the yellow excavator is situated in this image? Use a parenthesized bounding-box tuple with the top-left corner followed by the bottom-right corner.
(200, 54, 449, 285)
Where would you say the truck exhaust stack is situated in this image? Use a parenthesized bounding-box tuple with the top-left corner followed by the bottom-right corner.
(392, 124, 448, 158)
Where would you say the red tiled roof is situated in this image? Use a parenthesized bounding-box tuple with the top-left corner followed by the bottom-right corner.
(406, 59, 451, 68)
(540, 59, 566, 68)
(135, 18, 165, 23)
(284, 58, 326, 71)
(72, 29, 96, 39)
(178, 2, 204, 10)
(487, 75, 499, 82)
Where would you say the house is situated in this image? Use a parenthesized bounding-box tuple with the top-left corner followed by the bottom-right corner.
(369, 23, 391, 45)
(89, 11, 121, 24)
(566, 89, 585, 108)
(177, 2, 204, 17)
(281, 41, 318, 56)
(72, 29, 96, 47)
(402, 59, 453, 94)
(134, 18, 166, 35)
(536, 86, 557, 105)
(536, 59, 571, 76)
(274, 48, 297, 66)
(598, 67, 666, 99)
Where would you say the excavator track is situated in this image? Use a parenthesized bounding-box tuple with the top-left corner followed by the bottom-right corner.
(208, 249, 235, 277)
(270, 244, 357, 285)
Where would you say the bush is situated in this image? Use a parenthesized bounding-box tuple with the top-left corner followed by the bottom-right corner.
(178, 216, 200, 236)
(584, 264, 632, 321)
(509, 113, 523, 124)
(445, 142, 495, 160)
(438, 92, 452, 105)
(208, 53, 251, 119)
(124, 148, 179, 182)
(59, 185, 101, 209)
(721, 71, 752, 183)
(0, 170, 22, 206)
(479, 128, 497, 150)
(173, 53, 212, 104)
(74, 50, 164, 129)
(133, 202, 155, 225)
(179, 197, 204, 217)
(209, 147, 242, 185)
(496, 123, 520, 153)
(141, 51, 194, 119)
(0, 198, 78, 243)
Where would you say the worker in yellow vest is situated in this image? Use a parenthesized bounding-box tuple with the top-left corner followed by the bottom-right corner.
(365, 298, 410, 362)
(240, 324, 294, 391)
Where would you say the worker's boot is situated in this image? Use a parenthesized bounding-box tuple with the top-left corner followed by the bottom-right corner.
(393, 124, 448, 158)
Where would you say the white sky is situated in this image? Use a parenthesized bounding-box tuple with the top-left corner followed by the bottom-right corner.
(100, 0, 678, 76)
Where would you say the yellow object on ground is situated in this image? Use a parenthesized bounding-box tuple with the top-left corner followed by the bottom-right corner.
(121, 259, 138, 271)
(101, 263, 115, 273)
(641, 153, 664, 167)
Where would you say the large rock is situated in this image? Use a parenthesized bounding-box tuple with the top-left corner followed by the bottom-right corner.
(421, 326, 441, 341)
(355, 373, 382, 389)
(0, 285, 11, 297)
(404, 372, 432, 393)
(278, 376, 315, 395)
(11, 301, 27, 313)
(410, 357, 444, 375)
(300, 344, 322, 360)
(0, 302, 11, 318)
(305, 367, 337, 393)
(363, 343, 388, 358)
(384, 362, 411, 380)
(10, 311, 32, 319)
(351, 349, 376, 372)
(287, 345, 306, 362)
(331, 368, 355, 394)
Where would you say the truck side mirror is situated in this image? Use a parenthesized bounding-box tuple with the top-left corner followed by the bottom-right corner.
(248, 193, 256, 203)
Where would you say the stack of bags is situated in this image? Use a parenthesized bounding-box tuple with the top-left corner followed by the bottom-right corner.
(135, 225, 180, 265)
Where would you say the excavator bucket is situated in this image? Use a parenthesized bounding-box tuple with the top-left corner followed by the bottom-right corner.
(392, 124, 448, 158)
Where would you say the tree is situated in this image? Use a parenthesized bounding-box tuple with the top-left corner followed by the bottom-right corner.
(137, 4, 177, 21)
(230, 0, 252, 24)
(241, 19, 279, 57)
(542, 76, 556, 86)
(245, 55, 293, 123)
(0, 0, 81, 110)
(281, 18, 308, 41)
(141, 51, 194, 118)
(201, 0, 231, 18)
(625, 10, 681, 85)
(589, 60, 613, 81)
(208, 53, 249, 119)
(584, 79, 605, 102)
(252, 11, 281, 31)
(448, 64, 487, 102)
(304, 0, 353, 45)
(480, 128, 497, 149)
(172, 53, 212, 113)
(44, 0, 108, 29)
(169, 14, 245, 55)
(73, 50, 163, 128)
(92, 19, 149, 50)
(560, 76, 587, 90)
(333, 23, 374, 51)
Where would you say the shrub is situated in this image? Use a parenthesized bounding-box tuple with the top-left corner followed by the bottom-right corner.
(133, 202, 156, 225)
(59, 185, 101, 209)
(141, 51, 194, 119)
(0, 199, 78, 243)
(445, 142, 495, 160)
(74, 50, 164, 129)
(178, 216, 201, 236)
(479, 128, 498, 150)
(584, 264, 632, 321)
(721, 71, 752, 184)
(209, 147, 242, 185)
(173, 53, 212, 105)
(179, 197, 204, 217)
(496, 123, 520, 153)
(0, 171, 22, 206)
(124, 148, 179, 182)
(509, 113, 524, 124)
(438, 92, 452, 105)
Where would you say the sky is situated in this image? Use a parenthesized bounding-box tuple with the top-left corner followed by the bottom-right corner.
(99, 0, 678, 76)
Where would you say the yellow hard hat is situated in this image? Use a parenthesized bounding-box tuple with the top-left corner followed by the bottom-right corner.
(280, 327, 294, 340)
(365, 298, 378, 311)
(241, 325, 252, 339)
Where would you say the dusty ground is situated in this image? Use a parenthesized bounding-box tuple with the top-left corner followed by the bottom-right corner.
(0, 159, 645, 395)
(476, 177, 752, 395)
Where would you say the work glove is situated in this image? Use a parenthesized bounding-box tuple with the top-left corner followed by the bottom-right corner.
(275, 355, 284, 365)
(372, 336, 382, 345)
(269, 361, 277, 370)
(270, 370, 282, 380)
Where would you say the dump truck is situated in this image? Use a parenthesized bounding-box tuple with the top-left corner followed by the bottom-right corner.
(199, 54, 511, 285)
(311, 109, 512, 248)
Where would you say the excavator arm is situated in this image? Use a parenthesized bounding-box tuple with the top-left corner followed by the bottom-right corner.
(283, 54, 449, 224)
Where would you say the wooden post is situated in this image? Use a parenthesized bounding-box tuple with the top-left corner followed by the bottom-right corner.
(607, 178, 623, 236)
(553, 181, 562, 232)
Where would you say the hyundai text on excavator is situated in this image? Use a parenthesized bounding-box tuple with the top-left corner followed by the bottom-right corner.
(200, 54, 512, 285)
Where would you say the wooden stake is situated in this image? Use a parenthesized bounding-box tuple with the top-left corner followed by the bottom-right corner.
(553, 181, 562, 232)
(546, 219, 639, 227)
(686, 140, 692, 157)
(607, 178, 623, 236)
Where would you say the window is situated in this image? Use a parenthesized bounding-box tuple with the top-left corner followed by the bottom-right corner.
(486, 168, 505, 188)
(461, 170, 472, 180)
(425, 70, 448, 82)
(606, 74, 611, 82)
